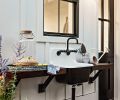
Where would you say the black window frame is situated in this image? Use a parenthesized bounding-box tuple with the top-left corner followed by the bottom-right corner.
(98, 0, 113, 52)
(98, 0, 114, 100)
(43, 0, 79, 37)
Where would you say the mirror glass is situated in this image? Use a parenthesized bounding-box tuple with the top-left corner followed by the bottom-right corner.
(44, 0, 58, 33)
(44, 0, 79, 37)
(60, 1, 74, 34)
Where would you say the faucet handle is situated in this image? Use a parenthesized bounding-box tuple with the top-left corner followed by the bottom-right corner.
(57, 51, 61, 56)
(66, 51, 70, 55)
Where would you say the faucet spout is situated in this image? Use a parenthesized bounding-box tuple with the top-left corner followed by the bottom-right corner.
(67, 37, 79, 51)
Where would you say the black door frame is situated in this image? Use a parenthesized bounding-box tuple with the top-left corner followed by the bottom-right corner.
(99, 0, 114, 99)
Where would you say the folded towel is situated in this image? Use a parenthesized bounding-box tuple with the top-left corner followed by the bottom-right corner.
(47, 65, 60, 75)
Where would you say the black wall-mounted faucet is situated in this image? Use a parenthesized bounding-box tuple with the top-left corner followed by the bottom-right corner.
(67, 37, 78, 51)
(57, 37, 79, 56)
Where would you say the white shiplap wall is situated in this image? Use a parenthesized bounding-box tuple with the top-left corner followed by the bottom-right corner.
(114, 0, 120, 100)
(0, 0, 98, 100)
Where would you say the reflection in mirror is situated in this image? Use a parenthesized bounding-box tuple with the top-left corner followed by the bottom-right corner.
(60, 1, 74, 34)
(44, 0, 79, 37)
(44, 0, 58, 32)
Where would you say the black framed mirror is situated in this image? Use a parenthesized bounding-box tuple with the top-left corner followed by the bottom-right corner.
(43, 0, 79, 37)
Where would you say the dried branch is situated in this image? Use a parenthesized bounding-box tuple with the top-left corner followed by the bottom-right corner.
(14, 42, 26, 60)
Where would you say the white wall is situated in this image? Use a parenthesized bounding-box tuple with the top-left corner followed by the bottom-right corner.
(0, 0, 20, 63)
(114, 0, 120, 99)
(0, 0, 98, 100)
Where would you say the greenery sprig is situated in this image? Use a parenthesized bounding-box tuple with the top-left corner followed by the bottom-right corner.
(0, 35, 17, 100)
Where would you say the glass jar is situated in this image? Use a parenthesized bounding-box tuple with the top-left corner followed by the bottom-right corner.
(19, 30, 36, 58)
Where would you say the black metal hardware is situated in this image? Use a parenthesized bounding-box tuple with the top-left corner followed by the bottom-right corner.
(38, 75, 54, 93)
(72, 85, 76, 100)
(62, 0, 78, 3)
(98, 18, 110, 22)
(67, 37, 78, 51)
(57, 50, 77, 56)
(71, 83, 82, 100)
(89, 70, 103, 83)
(57, 37, 79, 56)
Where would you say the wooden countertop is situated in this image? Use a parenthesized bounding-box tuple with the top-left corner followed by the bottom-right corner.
(13, 63, 113, 79)
(8, 63, 113, 85)
(15, 68, 66, 79)
(92, 63, 113, 70)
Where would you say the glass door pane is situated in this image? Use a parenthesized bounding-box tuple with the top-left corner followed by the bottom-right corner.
(104, 22, 109, 51)
(98, 21, 102, 51)
(98, 0, 102, 18)
(104, 0, 110, 19)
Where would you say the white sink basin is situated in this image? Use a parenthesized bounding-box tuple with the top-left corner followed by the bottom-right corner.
(49, 48, 93, 68)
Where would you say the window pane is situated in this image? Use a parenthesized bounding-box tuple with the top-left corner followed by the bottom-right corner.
(44, 0, 58, 32)
(104, 22, 109, 51)
(60, 0, 74, 34)
(104, 0, 110, 19)
(98, 0, 102, 18)
(98, 21, 102, 51)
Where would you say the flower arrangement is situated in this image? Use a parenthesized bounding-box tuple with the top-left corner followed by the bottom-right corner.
(0, 35, 17, 100)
